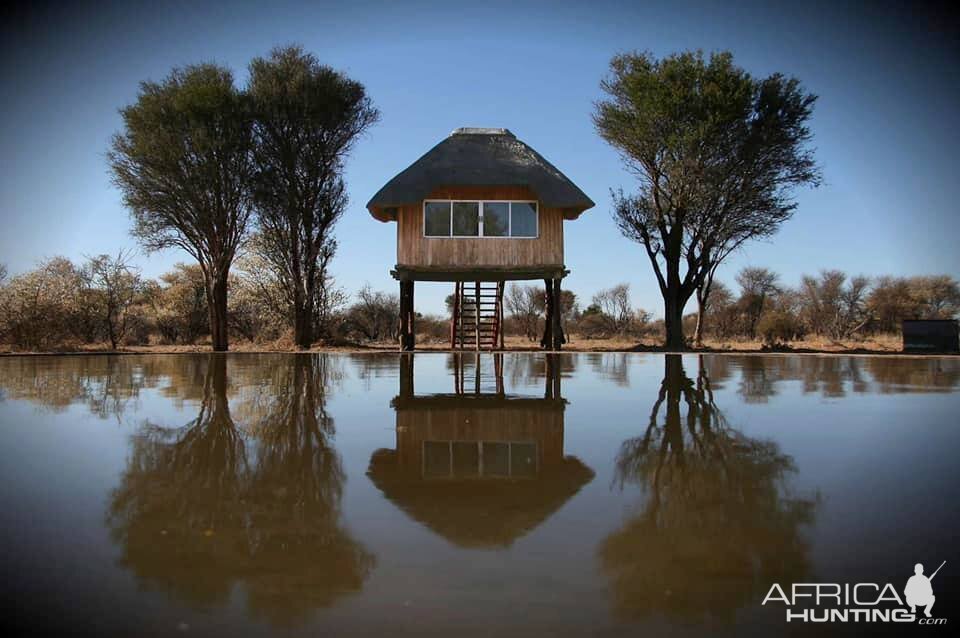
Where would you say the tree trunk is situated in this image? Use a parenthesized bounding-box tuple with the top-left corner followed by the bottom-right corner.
(694, 286, 706, 349)
(293, 288, 313, 350)
(664, 289, 686, 351)
(208, 271, 230, 352)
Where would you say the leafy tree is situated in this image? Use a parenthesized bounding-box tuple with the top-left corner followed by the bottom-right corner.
(594, 50, 820, 349)
(152, 264, 210, 344)
(248, 46, 379, 349)
(911, 275, 960, 319)
(108, 64, 254, 351)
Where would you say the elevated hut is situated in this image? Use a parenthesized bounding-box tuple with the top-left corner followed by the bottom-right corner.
(367, 128, 594, 350)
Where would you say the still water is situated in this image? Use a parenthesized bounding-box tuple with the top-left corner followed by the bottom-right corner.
(0, 353, 958, 637)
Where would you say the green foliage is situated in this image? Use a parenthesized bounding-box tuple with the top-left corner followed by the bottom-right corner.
(594, 50, 820, 348)
(109, 63, 255, 351)
(757, 311, 805, 347)
(248, 45, 379, 348)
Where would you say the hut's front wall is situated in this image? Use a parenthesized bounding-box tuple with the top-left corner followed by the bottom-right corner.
(396, 186, 564, 270)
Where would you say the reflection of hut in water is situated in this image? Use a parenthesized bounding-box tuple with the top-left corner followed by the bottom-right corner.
(367, 353, 592, 548)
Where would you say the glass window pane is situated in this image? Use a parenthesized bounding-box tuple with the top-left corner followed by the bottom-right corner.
(482, 442, 510, 476)
(482, 202, 509, 237)
(424, 441, 450, 477)
(452, 442, 479, 477)
(511, 443, 537, 477)
(424, 202, 451, 236)
(510, 202, 537, 237)
(452, 202, 479, 236)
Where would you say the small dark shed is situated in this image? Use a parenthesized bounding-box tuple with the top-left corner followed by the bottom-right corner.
(902, 319, 960, 353)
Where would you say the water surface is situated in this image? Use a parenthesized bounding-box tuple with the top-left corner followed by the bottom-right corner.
(1, 352, 958, 636)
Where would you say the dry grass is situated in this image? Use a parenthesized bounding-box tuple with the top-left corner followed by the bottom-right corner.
(2, 331, 952, 357)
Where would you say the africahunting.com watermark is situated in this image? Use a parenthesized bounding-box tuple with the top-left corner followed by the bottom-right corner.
(762, 561, 947, 625)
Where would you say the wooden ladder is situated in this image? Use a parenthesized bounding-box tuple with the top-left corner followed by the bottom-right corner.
(450, 281, 504, 350)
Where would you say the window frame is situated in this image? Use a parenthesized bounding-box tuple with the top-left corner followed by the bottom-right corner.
(422, 199, 539, 239)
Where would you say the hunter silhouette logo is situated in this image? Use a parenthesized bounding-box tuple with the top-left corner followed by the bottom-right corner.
(905, 561, 945, 618)
(762, 560, 947, 624)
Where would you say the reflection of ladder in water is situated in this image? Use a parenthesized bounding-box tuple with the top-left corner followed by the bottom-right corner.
(450, 281, 504, 350)
(453, 353, 505, 395)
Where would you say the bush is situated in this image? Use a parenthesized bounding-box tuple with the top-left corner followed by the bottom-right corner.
(757, 311, 805, 347)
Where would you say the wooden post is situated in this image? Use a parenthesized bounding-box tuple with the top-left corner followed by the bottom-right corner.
(399, 280, 415, 351)
(498, 281, 505, 351)
(541, 278, 553, 349)
(399, 352, 414, 398)
(457, 282, 464, 350)
(474, 281, 480, 351)
(552, 278, 564, 351)
(450, 282, 458, 348)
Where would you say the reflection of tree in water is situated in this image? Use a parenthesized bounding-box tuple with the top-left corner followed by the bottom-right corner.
(585, 352, 630, 387)
(107, 355, 373, 626)
(733, 355, 960, 401)
(600, 355, 817, 624)
(0, 355, 150, 418)
(864, 357, 960, 394)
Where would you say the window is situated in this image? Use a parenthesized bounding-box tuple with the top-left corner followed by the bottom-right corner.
(423, 200, 538, 238)
(510, 202, 538, 238)
(424, 201, 451, 236)
(482, 202, 509, 237)
(452, 202, 479, 236)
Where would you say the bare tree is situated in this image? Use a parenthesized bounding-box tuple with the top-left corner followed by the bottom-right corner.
(506, 284, 542, 341)
(736, 267, 781, 339)
(344, 286, 398, 342)
(109, 64, 254, 351)
(86, 251, 143, 349)
(800, 270, 871, 340)
(592, 284, 635, 335)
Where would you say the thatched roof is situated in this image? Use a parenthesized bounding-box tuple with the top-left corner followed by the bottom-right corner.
(367, 128, 595, 222)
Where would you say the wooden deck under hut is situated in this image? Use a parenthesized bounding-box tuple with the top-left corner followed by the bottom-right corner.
(367, 128, 594, 350)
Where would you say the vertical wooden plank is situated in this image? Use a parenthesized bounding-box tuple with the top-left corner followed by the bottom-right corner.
(552, 278, 563, 351)
(474, 281, 480, 351)
(541, 278, 553, 349)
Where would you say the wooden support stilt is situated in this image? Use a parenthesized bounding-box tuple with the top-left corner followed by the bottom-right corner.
(498, 281, 505, 350)
(399, 352, 414, 397)
(474, 281, 481, 351)
(399, 280, 415, 351)
(552, 278, 564, 351)
(541, 278, 553, 349)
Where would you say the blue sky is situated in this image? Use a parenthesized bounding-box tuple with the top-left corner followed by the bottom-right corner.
(2, 0, 958, 316)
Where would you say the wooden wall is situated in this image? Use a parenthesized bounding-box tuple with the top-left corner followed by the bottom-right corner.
(396, 186, 564, 269)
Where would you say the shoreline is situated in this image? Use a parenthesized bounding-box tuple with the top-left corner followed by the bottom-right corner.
(1, 343, 957, 359)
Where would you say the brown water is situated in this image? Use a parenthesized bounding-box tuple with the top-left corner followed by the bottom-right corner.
(0, 353, 958, 637)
